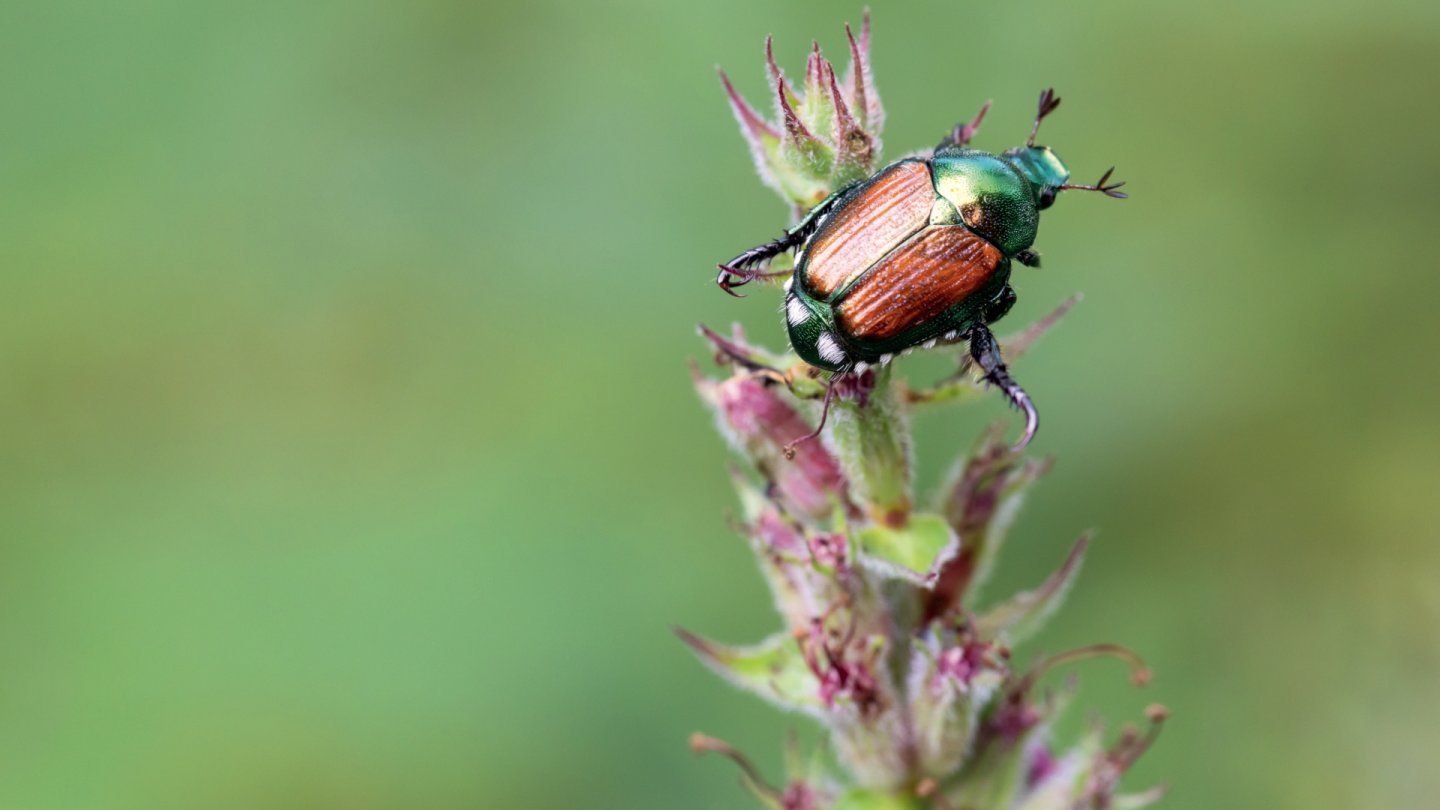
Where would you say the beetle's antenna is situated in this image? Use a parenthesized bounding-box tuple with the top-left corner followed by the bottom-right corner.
(1059, 166, 1128, 199)
(1026, 88, 1061, 148)
(783, 374, 839, 459)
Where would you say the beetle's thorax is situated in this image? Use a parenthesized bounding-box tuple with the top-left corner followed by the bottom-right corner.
(929, 148, 1039, 256)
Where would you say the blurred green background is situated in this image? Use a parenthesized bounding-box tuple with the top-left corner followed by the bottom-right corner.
(2, 1, 1438, 808)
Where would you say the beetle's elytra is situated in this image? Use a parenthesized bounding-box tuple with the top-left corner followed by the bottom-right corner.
(717, 89, 1125, 452)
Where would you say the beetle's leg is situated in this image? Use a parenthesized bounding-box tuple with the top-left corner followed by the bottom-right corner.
(966, 323, 1039, 451)
(717, 180, 861, 296)
(983, 286, 1018, 325)
(920, 292, 1015, 392)
(1015, 249, 1041, 268)
(715, 263, 793, 298)
(935, 100, 991, 150)
(781, 373, 839, 459)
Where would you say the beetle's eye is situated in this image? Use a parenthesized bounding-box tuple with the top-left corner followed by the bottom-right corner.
(1038, 187, 1057, 210)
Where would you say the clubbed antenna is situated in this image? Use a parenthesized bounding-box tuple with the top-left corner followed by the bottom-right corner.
(1027, 87, 1062, 147)
(1060, 166, 1129, 198)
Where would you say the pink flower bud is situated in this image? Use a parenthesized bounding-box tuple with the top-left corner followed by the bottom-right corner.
(707, 373, 851, 522)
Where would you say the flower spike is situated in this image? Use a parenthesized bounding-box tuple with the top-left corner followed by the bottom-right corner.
(693, 15, 1161, 808)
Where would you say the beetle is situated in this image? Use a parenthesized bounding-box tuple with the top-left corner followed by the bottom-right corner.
(716, 89, 1125, 452)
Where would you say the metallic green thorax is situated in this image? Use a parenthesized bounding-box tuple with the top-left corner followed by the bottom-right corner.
(931, 150, 1036, 257)
(932, 147, 1070, 255)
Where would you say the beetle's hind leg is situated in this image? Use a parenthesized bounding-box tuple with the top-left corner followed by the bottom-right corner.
(935, 100, 991, 150)
(982, 285, 1018, 325)
(966, 323, 1039, 451)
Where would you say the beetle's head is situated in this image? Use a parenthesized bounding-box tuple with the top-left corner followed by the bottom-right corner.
(1004, 145, 1071, 210)
(1004, 89, 1127, 210)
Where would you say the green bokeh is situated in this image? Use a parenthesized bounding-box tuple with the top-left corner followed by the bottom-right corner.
(2, 1, 1438, 808)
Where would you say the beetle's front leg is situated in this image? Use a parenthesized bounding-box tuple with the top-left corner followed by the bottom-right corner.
(716, 181, 860, 297)
(966, 323, 1039, 451)
(714, 248, 796, 297)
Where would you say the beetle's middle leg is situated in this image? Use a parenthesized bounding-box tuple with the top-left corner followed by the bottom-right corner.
(921, 287, 1017, 386)
(717, 180, 860, 296)
(982, 285, 1017, 325)
(966, 323, 1039, 451)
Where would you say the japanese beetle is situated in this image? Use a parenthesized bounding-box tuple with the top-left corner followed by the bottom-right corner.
(717, 89, 1125, 450)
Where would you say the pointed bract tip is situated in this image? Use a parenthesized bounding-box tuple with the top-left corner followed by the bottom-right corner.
(674, 625, 719, 656)
(775, 78, 816, 141)
(841, 13, 881, 132)
(1002, 293, 1083, 362)
(826, 60, 873, 171)
(764, 35, 785, 86)
(805, 45, 823, 87)
(718, 67, 780, 140)
(824, 60, 846, 111)
(697, 321, 765, 369)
